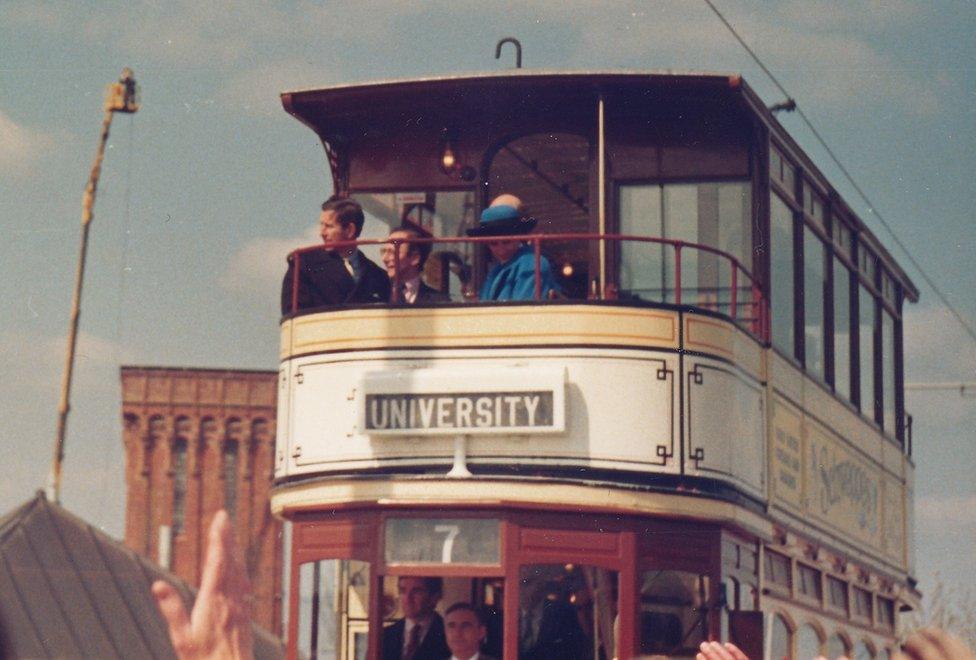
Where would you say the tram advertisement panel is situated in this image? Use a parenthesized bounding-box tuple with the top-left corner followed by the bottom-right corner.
(771, 397, 907, 568)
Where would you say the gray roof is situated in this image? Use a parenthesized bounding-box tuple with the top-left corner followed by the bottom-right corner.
(0, 491, 283, 659)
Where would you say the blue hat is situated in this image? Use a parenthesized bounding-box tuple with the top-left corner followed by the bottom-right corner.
(466, 204, 537, 237)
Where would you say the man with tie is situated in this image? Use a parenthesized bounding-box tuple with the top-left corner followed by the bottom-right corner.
(382, 576, 451, 660)
(280, 196, 390, 314)
(381, 222, 450, 304)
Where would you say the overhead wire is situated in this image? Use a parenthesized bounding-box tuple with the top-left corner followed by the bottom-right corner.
(701, 0, 976, 347)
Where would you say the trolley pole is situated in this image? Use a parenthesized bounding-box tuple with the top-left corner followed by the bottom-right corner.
(49, 69, 139, 503)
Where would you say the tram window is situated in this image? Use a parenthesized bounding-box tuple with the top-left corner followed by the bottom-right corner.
(770, 614, 792, 660)
(488, 132, 590, 299)
(827, 632, 852, 659)
(380, 576, 505, 660)
(833, 258, 853, 401)
(771, 145, 795, 200)
(882, 311, 897, 435)
(859, 285, 877, 418)
(797, 623, 824, 658)
(356, 191, 478, 300)
(384, 518, 500, 565)
(638, 569, 709, 657)
(297, 559, 371, 660)
(804, 183, 827, 227)
(770, 194, 796, 356)
(618, 181, 751, 315)
(519, 563, 617, 660)
(804, 227, 827, 380)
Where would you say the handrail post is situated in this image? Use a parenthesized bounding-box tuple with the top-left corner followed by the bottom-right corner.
(674, 243, 682, 306)
(533, 237, 542, 301)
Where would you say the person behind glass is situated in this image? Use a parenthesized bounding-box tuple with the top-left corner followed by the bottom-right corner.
(381, 222, 451, 304)
(466, 194, 560, 301)
(444, 603, 496, 660)
(383, 576, 451, 660)
(280, 196, 390, 314)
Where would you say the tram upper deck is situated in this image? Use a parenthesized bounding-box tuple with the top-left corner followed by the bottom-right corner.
(272, 72, 920, 641)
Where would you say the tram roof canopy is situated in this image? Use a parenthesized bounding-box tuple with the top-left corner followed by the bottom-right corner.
(280, 70, 918, 300)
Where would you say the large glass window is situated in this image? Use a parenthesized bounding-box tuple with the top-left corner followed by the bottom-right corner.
(618, 181, 752, 317)
(638, 570, 709, 657)
(770, 194, 795, 355)
(859, 285, 877, 418)
(883, 311, 897, 435)
(519, 564, 617, 660)
(298, 559, 370, 660)
(833, 259, 852, 400)
(357, 191, 478, 300)
(804, 227, 826, 380)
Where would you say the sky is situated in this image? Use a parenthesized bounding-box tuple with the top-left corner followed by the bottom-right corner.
(1, 0, 973, 616)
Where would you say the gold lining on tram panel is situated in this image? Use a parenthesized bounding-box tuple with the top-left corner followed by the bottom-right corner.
(281, 305, 685, 358)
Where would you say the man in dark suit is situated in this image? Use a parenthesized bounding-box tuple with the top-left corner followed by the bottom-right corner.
(381, 223, 450, 304)
(382, 576, 451, 660)
(444, 602, 497, 660)
(280, 197, 390, 314)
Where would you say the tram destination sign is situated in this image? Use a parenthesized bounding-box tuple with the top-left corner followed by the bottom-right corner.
(360, 367, 566, 435)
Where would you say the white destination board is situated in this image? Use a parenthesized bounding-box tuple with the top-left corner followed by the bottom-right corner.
(359, 367, 566, 435)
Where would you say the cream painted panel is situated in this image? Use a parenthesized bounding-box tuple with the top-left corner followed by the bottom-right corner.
(285, 305, 679, 356)
(880, 474, 906, 565)
(280, 351, 681, 476)
(684, 357, 765, 498)
(769, 395, 804, 513)
(769, 351, 803, 404)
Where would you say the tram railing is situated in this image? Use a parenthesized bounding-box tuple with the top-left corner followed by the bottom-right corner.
(286, 233, 767, 340)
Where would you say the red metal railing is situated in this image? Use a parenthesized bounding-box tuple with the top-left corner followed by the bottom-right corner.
(286, 233, 767, 339)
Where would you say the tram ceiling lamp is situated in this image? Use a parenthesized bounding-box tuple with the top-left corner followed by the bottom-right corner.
(439, 128, 476, 181)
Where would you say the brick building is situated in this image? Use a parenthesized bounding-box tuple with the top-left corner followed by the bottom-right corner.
(120, 366, 282, 634)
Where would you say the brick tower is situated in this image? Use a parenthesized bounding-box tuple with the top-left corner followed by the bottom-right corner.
(120, 366, 282, 634)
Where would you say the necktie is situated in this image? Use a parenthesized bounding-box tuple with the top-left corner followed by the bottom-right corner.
(391, 283, 405, 304)
(343, 257, 355, 278)
(404, 622, 423, 660)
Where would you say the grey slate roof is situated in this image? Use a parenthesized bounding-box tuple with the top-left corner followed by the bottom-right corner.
(0, 491, 283, 659)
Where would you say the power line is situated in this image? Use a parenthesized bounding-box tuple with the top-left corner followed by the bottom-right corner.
(701, 0, 976, 347)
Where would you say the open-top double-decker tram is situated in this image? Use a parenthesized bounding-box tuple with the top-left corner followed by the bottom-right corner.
(272, 70, 918, 659)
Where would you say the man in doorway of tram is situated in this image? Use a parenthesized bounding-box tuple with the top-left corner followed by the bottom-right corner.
(466, 194, 560, 301)
(444, 602, 497, 660)
(381, 222, 451, 304)
(383, 576, 452, 660)
(280, 196, 390, 314)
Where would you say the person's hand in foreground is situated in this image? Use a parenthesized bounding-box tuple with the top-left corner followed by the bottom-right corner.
(698, 640, 750, 660)
(894, 628, 975, 660)
(152, 510, 254, 660)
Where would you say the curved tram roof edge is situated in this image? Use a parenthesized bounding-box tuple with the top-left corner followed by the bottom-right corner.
(280, 69, 919, 301)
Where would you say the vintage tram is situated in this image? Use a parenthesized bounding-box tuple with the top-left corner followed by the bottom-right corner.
(272, 70, 918, 659)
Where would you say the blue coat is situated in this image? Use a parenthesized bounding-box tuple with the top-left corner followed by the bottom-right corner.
(480, 245, 559, 301)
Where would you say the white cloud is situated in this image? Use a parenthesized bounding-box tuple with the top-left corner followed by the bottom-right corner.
(0, 109, 55, 176)
(219, 225, 319, 297)
(215, 59, 339, 117)
(915, 493, 976, 528)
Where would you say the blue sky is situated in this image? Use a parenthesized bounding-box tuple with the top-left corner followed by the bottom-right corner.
(1, 0, 973, 610)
